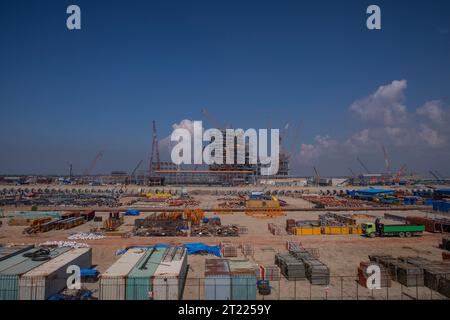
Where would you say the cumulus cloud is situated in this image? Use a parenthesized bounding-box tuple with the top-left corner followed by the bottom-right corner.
(418, 124, 446, 146)
(297, 135, 339, 165)
(417, 100, 446, 124)
(158, 119, 197, 160)
(349, 80, 408, 125)
(291, 80, 450, 174)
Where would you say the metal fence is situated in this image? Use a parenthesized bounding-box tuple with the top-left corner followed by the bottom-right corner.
(2, 274, 449, 300)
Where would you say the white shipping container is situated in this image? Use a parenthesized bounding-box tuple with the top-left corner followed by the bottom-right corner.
(19, 248, 92, 300)
(99, 248, 147, 300)
(153, 248, 188, 300)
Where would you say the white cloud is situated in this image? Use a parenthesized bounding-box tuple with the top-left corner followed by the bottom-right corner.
(418, 124, 446, 146)
(158, 119, 197, 160)
(349, 80, 408, 125)
(417, 100, 445, 124)
(297, 135, 339, 165)
(292, 80, 450, 173)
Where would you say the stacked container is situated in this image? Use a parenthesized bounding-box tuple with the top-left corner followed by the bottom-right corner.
(99, 248, 147, 300)
(153, 247, 188, 300)
(19, 248, 92, 300)
(0, 247, 70, 300)
(0, 245, 34, 262)
(228, 260, 257, 300)
(204, 259, 231, 300)
(126, 248, 165, 300)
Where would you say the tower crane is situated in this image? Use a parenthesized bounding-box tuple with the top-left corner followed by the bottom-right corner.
(83, 151, 103, 176)
(130, 160, 143, 184)
(381, 145, 391, 175)
(357, 157, 371, 174)
(149, 120, 160, 175)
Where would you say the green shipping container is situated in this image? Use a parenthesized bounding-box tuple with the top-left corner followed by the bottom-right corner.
(0, 247, 70, 300)
(126, 248, 165, 300)
(228, 260, 257, 300)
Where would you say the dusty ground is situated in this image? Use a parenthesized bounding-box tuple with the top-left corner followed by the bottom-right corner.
(1, 203, 449, 300)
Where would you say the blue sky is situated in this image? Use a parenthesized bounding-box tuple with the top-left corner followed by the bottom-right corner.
(1, 0, 449, 176)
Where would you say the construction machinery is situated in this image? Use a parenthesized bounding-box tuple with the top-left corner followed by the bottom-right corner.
(357, 157, 371, 174)
(103, 211, 123, 231)
(83, 151, 103, 176)
(381, 145, 391, 175)
(362, 218, 424, 238)
(149, 120, 160, 175)
(129, 160, 143, 184)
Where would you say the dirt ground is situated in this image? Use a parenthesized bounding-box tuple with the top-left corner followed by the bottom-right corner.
(1, 189, 449, 300)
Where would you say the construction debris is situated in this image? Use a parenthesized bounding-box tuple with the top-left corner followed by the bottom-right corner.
(220, 241, 237, 257)
(40, 240, 90, 248)
(68, 232, 105, 240)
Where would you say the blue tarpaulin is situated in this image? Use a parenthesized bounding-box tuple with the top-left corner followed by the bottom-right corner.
(81, 269, 99, 277)
(124, 209, 140, 216)
(117, 243, 221, 257)
(436, 189, 450, 196)
(355, 188, 394, 195)
(183, 243, 221, 257)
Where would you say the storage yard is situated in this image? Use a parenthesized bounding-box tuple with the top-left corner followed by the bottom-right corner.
(0, 185, 449, 300)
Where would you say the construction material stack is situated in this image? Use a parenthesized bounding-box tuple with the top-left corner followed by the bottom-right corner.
(275, 253, 306, 281)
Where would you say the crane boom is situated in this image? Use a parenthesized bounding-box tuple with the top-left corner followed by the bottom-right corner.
(382, 145, 391, 174)
(357, 157, 371, 174)
(83, 151, 103, 176)
(149, 120, 160, 175)
(429, 170, 441, 182)
(130, 160, 143, 177)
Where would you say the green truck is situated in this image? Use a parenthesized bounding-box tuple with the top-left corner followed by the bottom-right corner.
(362, 220, 425, 238)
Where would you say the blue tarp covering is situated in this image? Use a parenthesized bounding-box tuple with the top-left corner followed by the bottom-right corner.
(183, 243, 221, 257)
(355, 188, 394, 195)
(125, 209, 140, 216)
(117, 243, 221, 257)
(81, 269, 99, 277)
(436, 189, 450, 196)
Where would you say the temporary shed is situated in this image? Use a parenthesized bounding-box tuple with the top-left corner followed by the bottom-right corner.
(99, 248, 147, 300)
(0, 247, 70, 300)
(126, 248, 166, 300)
(204, 259, 231, 300)
(0, 245, 35, 262)
(152, 247, 188, 300)
(228, 259, 257, 300)
(19, 248, 92, 300)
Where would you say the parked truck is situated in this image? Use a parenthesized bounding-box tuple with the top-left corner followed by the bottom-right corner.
(362, 218, 425, 238)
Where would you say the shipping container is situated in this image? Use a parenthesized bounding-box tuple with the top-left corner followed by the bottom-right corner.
(0, 245, 35, 262)
(153, 247, 188, 300)
(294, 227, 321, 236)
(322, 226, 350, 235)
(0, 247, 70, 300)
(204, 259, 231, 300)
(19, 248, 92, 300)
(228, 260, 257, 300)
(126, 248, 165, 300)
(99, 248, 148, 300)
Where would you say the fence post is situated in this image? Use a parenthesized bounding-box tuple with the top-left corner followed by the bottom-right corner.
(294, 279, 297, 300)
(416, 274, 419, 300)
(309, 280, 312, 300)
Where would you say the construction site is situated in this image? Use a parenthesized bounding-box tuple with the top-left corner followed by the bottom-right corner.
(1, 105, 450, 300)
(2, 0, 450, 305)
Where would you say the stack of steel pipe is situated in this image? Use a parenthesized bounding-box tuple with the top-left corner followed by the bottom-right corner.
(396, 263, 424, 287)
(358, 261, 391, 288)
(275, 253, 306, 281)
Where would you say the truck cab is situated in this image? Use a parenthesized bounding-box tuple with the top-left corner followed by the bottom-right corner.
(362, 222, 377, 237)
